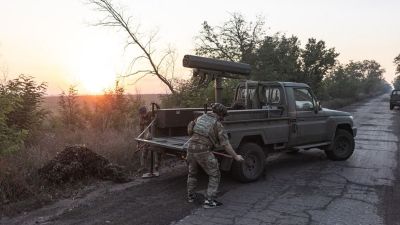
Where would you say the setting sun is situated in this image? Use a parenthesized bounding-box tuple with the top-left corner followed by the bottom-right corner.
(72, 46, 118, 94)
(77, 62, 115, 94)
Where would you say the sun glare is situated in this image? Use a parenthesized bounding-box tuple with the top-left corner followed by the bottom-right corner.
(79, 65, 115, 94)
(73, 53, 116, 95)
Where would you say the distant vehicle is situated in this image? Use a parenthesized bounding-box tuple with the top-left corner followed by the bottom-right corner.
(136, 55, 357, 182)
(390, 90, 400, 110)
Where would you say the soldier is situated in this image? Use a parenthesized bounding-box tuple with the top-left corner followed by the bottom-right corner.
(186, 103, 244, 208)
(138, 106, 162, 177)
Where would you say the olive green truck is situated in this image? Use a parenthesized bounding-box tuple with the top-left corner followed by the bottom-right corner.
(136, 55, 357, 182)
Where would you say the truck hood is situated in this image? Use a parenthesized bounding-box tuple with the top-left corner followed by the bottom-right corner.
(321, 108, 351, 117)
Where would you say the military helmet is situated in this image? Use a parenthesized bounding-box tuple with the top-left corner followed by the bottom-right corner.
(211, 103, 228, 117)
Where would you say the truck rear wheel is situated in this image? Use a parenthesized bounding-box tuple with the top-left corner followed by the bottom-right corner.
(325, 129, 354, 161)
(231, 142, 265, 182)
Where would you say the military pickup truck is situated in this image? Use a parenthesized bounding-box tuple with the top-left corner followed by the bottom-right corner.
(136, 55, 357, 182)
(390, 89, 400, 110)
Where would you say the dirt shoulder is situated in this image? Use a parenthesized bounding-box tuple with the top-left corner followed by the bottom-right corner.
(1, 160, 241, 225)
(0, 163, 192, 225)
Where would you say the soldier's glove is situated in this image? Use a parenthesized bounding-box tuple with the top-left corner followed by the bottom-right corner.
(235, 155, 245, 162)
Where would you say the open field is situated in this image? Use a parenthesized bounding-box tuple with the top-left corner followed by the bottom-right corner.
(42, 94, 165, 114)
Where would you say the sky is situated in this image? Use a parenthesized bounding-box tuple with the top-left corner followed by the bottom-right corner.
(0, 0, 399, 95)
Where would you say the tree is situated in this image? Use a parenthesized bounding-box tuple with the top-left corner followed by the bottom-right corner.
(127, 89, 145, 126)
(108, 81, 130, 129)
(186, 13, 267, 106)
(89, 0, 176, 93)
(300, 38, 339, 93)
(0, 75, 46, 154)
(325, 60, 387, 100)
(0, 86, 26, 154)
(393, 54, 400, 89)
(195, 12, 266, 63)
(344, 60, 385, 93)
(394, 54, 400, 75)
(5, 75, 47, 131)
(393, 76, 400, 89)
(58, 85, 83, 130)
(90, 81, 135, 130)
(324, 65, 360, 99)
(253, 34, 301, 81)
(194, 16, 339, 96)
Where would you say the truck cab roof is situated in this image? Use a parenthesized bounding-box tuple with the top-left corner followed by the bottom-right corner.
(238, 80, 310, 88)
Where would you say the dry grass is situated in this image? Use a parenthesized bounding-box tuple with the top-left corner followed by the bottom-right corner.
(0, 126, 141, 216)
(0, 93, 162, 213)
(0, 87, 169, 217)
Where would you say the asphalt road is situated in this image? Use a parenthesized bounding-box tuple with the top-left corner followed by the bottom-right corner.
(2, 94, 400, 225)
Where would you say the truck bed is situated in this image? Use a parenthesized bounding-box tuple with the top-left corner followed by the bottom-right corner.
(136, 136, 190, 152)
(136, 108, 289, 155)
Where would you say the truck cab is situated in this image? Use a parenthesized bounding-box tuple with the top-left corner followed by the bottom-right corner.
(390, 89, 400, 110)
(229, 81, 355, 147)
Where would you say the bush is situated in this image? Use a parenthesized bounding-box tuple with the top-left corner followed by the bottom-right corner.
(0, 75, 46, 154)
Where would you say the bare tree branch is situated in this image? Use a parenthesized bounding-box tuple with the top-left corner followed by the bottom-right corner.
(121, 70, 153, 78)
(128, 73, 151, 86)
(88, 0, 176, 93)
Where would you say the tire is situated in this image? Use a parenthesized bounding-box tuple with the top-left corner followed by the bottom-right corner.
(325, 129, 355, 161)
(390, 104, 394, 110)
(231, 142, 265, 182)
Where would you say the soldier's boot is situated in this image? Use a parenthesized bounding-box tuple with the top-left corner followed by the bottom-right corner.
(153, 165, 160, 177)
(203, 199, 223, 209)
(187, 194, 196, 203)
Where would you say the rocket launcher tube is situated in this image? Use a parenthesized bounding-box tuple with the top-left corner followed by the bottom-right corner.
(182, 55, 251, 76)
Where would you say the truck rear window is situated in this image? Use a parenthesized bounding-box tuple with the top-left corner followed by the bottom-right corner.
(236, 87, 256, 101)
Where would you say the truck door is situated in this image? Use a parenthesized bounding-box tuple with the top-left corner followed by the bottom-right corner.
(259, 84, 290, 144)
(293, 87, 327, 145)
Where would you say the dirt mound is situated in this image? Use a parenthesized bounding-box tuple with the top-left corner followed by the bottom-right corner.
(39, 145, 129, 184)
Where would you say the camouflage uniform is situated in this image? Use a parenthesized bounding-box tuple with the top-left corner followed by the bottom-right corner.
(138, 111, 162, 171)
(186, 112, 229, 200)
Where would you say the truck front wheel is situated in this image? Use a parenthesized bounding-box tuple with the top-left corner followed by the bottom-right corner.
(325, 129, 355, 161)
(231, 142, 265, 182)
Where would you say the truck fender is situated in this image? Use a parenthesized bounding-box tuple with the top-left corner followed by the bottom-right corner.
(238, 135, 265, 149)
(328, 123, 354, 147)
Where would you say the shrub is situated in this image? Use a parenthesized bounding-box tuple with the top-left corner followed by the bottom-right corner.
(0, 75, 46, 154)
